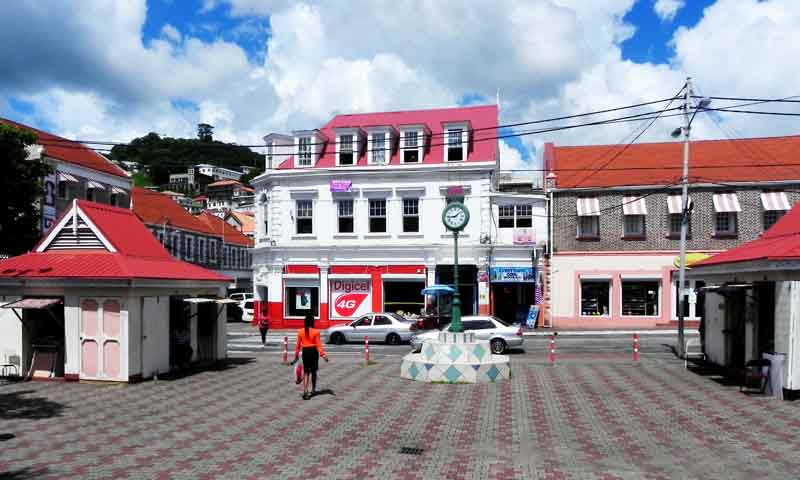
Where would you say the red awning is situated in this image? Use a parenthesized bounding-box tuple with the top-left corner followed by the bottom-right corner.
(2, 298, 62, 309)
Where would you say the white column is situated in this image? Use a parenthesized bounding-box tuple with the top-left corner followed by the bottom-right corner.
(320, 264, 330, 306)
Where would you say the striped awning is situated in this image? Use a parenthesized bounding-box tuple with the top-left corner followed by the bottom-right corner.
(622, 195, 648, 215)
(712, 193, 741, 213)
(760, 191, 791, 211)
(87, 180, 105, 190)
(111, 186, 127, 195)
(576, 197, 600, 216)
(667, 195, 692, 214)
(57, 172, 78, 183)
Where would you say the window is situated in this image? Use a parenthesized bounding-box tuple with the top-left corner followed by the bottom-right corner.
(352, 315, 371, 327)
(373, 315, 392, 326)
(198, 238, 206, 262)
(447, 129, 464, 161)
(210, 240, 217, 262)
(369, 199, 387, 233)
(185, 237, 193, 260)
(668, 213, 691, 237)
(515, 205, 532, 228)
(578, 216, 599, 238)
(109, 193, 118, 207)
(763, 210, 785, 231)
(624, 215, 645, 237)
(581, 280, 610, 316)
(337, 200, 354, 233)
(86, 187, 95, 202)
(296, 200, 313, 234)
(402, 198, 419, 233)
(621, 280, 660, 316)
(57, 181, 67, 199)
(372, 133, 386, 164)
(498, 205, 515, 228)
(298, 137, 312, 167)
(285, 286, 319, 317)
(715, 212, 737, 236)
(339, 134, 354, 165)
(403, 131, 419, 163)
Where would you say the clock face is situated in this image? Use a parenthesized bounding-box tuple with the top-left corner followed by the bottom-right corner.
(442, 203, 469, 231)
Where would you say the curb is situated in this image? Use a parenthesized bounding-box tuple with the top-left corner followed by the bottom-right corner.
(522, 329, 698, 336)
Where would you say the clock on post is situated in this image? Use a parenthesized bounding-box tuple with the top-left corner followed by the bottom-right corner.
(441, 201, 469, 332)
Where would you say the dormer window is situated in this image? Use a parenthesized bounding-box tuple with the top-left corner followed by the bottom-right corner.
(399, 125, 429, 164)
(298, 137, 312, 166)
(403, 132, 419, 163)
(443, 122, 469, 162)
(334, 128, 364, 167)
(339, 135, 354, 165)
(366, 126, 397, 165)
(372, 133, 386, 164)
(293, 129, 326, 168)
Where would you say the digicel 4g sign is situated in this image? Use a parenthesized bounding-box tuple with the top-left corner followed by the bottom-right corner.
(330, 279, 371, 318)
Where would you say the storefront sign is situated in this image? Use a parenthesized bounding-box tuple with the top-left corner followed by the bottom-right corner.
(490, 267, 534, 283)
(513, 228, 535, 245)
(41, 172, 57, 233)
(330, 279, 371, 318)
(330, 180, 352, 193)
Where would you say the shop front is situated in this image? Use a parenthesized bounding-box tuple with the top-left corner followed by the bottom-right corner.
(489, 266, 535, 324)
(436, 265, 478, 316)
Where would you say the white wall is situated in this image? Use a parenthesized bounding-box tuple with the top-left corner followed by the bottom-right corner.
(704, 292, 726, 366)
(0, 297, 22, 373)
(141, 296, 170, 378)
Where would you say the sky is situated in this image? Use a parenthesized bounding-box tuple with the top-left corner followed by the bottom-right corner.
(1, 0, 798, 171)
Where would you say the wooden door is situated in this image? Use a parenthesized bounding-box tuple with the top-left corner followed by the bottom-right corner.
(80, 298, 123, 380)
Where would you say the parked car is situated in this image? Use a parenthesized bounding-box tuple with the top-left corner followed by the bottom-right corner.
(410, 315, 523, 354)
(322, 313, 415, 345)
(229, 292, 253, 303)
(240, 300, 254, 323)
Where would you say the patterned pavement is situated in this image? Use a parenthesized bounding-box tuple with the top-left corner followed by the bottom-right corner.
(2, 351, 800, 479)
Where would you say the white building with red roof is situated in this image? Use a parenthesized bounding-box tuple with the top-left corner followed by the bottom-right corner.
(0, 200, 230, 383)
(253, 105, 547, 330)
(0, 118, 132, 234)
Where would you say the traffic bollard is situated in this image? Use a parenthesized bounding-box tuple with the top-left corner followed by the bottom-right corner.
(633, 333, 640, 361)
(365, 336, 370, 366)
(548, 334, 556, 363)
(283, 336, 288, 364)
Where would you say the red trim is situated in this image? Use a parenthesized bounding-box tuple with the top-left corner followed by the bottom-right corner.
(329, 265, 425, 274)
(555, 250, 723, 256)
(64, 373, 79, 382)
(319, 302, 330, 328)
(285, 265, 320, 274)
(371, 272, 383, 312)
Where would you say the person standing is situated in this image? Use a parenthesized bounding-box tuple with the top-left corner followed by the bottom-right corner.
(292, 313, 328, 400)
(258, 315, 269, 347)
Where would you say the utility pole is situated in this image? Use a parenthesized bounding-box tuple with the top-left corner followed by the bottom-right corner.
(677, 77, 693, 358)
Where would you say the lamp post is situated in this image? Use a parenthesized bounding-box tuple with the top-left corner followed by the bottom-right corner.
(673, 77, 711, 357)
(442, 201, 470, 333)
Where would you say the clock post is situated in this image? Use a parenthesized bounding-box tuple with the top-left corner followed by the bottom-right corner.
(442, 202, 470, 333)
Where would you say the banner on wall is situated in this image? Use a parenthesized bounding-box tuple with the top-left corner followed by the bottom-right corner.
(40, 172, 57, 233)
(329, 279, 371, 318)
(489, 267, 535, 283)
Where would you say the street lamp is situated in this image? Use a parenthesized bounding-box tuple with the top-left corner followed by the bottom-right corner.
(674, 78, 711, 357)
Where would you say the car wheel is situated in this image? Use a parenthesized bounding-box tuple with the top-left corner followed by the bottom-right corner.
(490, 338, 506, 354)
(386, 333, 401, 345)
(331, 332, 346, 345)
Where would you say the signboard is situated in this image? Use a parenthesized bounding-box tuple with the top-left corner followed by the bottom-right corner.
(330, 180, 352, 193)
(489, 267, 535, 283)
(330, 279, 371, 318)
(40, 172, 57, 233)
(526, 305, 540, 328)
(513, 228, 535, 245)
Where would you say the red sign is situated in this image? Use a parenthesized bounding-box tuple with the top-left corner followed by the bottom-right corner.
(330, 279, 372, 318)
(333, 293, 368, 317)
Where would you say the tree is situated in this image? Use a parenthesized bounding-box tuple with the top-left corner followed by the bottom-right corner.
(0, 124, 52, 256)
(197, 123, 214, 142)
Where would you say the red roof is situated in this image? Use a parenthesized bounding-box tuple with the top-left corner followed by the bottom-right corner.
(277, 105, 497, 169)
(207, 180, 243, 188)
(196, 212, 254, 247)
(695, 204, 800, 267)
(0, 118, 129, 179)
(132, 187, 216, 235)
(0, 201, 229, 282)
(544, 135, 800, 189)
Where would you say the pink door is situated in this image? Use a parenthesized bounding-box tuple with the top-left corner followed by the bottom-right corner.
(81, 299, 123, 380)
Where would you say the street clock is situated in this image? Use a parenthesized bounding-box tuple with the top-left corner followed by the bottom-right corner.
(442, 202, 470, 232)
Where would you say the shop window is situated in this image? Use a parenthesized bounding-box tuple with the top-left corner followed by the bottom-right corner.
(296, 199, 313, 234)
(515, 205, 532, 228)
(369, 199, 386, 233)
(383, 280, 425, 316)
(621, 280, 660, 316)
(285, 286, 319, 317)
(580, 280, 610, 316)
(763, 210, 785, 231)
(498, 205, 515, 228)
(403, 198, 419, 232)
(338, 200, 354, 233)
(624, 215, 645, 237)
(714, 212, 737, 236)
(577, 216, 599, 238)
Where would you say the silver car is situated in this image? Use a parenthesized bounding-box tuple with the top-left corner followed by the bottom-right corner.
(410, 315, 524, 354)
(322, 313, 414, 345)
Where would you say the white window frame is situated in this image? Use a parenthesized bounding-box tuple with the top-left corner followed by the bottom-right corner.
(370, 132, 387, 164)
(297, 136, 313, 167)
(623, 215, 645, 237)
(337, 199, 355, 233)
(399, 126, 427, 164)
(498, 205, 515, 229)
(369, 198, 387, 233)
(402, 198, 420, 233)
(296, 199, 314, 235)
(443, 122, 469, 162)
(714, 211, 737, 236)
(337, 134, 355, 166)
(579, 279, 612, 317)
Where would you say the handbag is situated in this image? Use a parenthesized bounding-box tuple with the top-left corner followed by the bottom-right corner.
(295, 361, 303, 384)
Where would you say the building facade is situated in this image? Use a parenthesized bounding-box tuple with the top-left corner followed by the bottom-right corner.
(252, 105, 547, 329)
(545, 135, 800, 329)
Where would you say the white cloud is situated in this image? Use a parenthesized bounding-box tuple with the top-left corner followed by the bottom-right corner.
(161, 23, 182, 43)
(654, 0, 685, 22)
(499, 141, 529, 171)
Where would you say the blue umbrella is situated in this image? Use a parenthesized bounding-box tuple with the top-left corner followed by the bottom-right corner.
(421, 285, 455, 296)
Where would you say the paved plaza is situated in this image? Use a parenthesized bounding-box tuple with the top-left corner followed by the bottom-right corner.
(2, 349, 800, 479)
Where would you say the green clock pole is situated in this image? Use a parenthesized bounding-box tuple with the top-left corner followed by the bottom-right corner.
(451, 230, 462, 333)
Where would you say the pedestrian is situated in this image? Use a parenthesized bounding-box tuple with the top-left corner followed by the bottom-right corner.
(258, 315, 269, 347)
(291, 313, 329, 400)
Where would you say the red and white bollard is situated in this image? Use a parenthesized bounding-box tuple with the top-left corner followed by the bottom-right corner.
(548, 334, 556, 363)
(365, 336, 370, 366)
(633, 333, 640, 362)
(283, 336, 288, 364)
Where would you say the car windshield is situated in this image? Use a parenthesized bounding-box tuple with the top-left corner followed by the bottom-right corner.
(244, 301, 254, 309)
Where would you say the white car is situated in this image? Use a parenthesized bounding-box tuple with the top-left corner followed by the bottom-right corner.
(410, 315, 523, 354)
(240, 300, 254, 323)
(322, 313, 415, 345)
(229, 292, 253, 303)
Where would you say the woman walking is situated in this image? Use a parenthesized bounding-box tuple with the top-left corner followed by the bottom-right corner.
(292, 313, 329, 400)
(258, 315, 269, 347)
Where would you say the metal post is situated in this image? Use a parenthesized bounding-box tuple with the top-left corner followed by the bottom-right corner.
(677, 77, 692, 358)
(450, 231, 463, 333)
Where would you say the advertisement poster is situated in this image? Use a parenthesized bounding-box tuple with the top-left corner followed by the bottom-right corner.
(489, 267, 535, 283)
(526, 305, 540, 328)
(295, 288, 312, 310)
(40, 172, 57, 233)
(330, 279, 371, 318)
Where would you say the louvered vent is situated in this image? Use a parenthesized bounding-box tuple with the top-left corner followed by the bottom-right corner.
(47, 215, 106, 250)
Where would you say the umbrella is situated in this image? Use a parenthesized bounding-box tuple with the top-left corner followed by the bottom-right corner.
(421, 285, 455, 296)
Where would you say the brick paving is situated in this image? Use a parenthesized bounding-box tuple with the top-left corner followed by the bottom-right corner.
(2, 352, 800, 479)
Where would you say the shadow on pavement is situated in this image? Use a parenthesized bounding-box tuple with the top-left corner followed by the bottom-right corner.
(0, 433, 15, 441)
(0, 467, 50, 480)
(157, 357, 256, 381)
(311, 389, 335, 397)
(0, 390, 65, 420)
